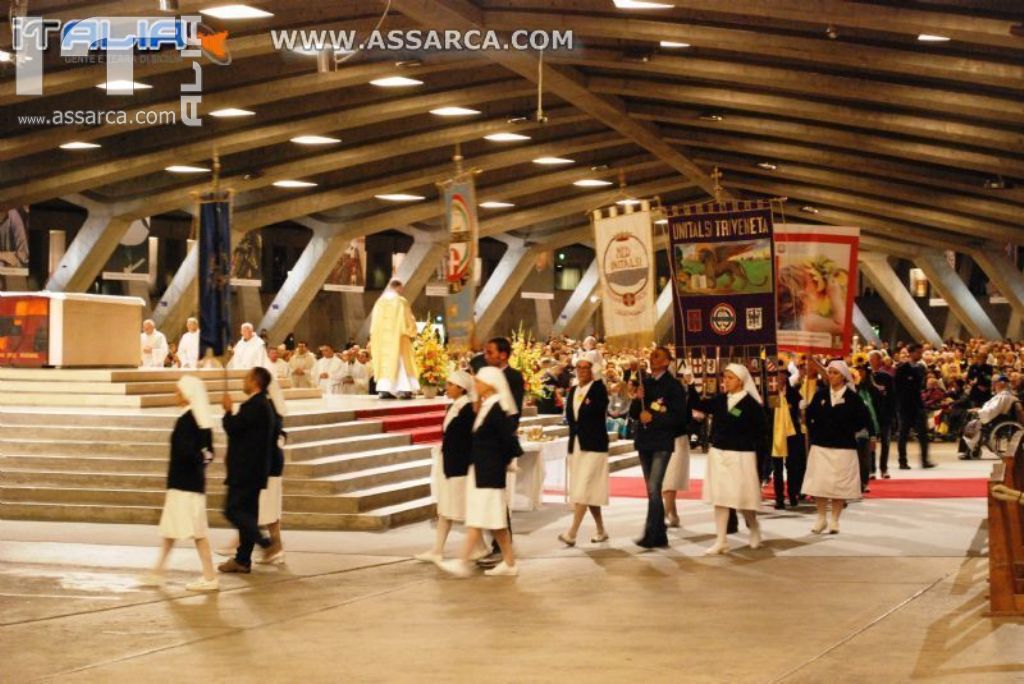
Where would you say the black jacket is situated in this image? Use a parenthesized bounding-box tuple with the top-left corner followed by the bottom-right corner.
(694, 393, 769, 459)
(222, 391, 275, 490)
(502, 365, 526, 429)
(870, 369, 895, 426)
(269, 402, 286, 478)
(629, 371, 687, 452)
(441, 400, 476, 478)
(566, 380, 610, 454)
(471, 400, 520, 489)
(894, 361, 926, 414)
(806, 386, 874, 450)
(166, 410, 213, 494)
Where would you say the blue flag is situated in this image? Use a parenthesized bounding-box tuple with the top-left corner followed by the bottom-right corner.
(199, 198, 231, 357)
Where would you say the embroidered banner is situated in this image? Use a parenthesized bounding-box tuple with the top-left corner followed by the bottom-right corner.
(774, 224, 859, 355)
(0, 207, 29, 279)
(323, 236, 367, 292)
(229, 229, 262, 287)
(441, 173, 478, 351)
(592, 202, 657, 349)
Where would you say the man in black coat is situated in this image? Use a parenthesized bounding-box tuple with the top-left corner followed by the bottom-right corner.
(629, 347, 687, 548)
(894, 343, 934, 469)
(868, 350, 896, 477)
(219, 367, 277, 573)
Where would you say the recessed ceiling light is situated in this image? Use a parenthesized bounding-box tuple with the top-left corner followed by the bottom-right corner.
(96, 80, 152, 90)
(199, 4, 273, 19)
(801, 205, 820, 214)
(699, 112, 724, 121)
(479, 201, 515, 208)
(209, 108, 254, 117)
(757, 162, 778, 171)
(574, 179, 614, 187)
(507, 115, 529, 125)
(917, 34, 950, 42)
(60, 141, 101, 150)
(430, 107, 481, 116)
(273, 180, 317, 188)
(533, 156, 574, 165)
(165, 165, 210, 173)
(375, 193, 425, 202)
(290, 135, 341, 145)
(613, 0, 674, 8)
(659, 41, 690, 48)
(370, 76, 424, 87)
(654, 218, 668, 225)
(484, 132, 531, 142)
(616, 198, 641, 206)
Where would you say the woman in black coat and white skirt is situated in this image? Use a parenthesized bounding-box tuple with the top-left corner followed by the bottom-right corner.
(803, 360, 876, 535)
(440, 366, 521, 578)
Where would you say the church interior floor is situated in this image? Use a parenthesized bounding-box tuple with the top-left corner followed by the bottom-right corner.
(1, 442, 1021, 683)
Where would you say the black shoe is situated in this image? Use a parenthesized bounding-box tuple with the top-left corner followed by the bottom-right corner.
(898, 464, 911, 470)
(922, 462, 937, 469)
(475, 551, 502, 568)
(635, 537, 669, 549)
(774, 501, 786, 510)
(881, 472, 891, 479)
(398, 392, 413, 400)
(957, 453, 970, 460)
(378, 392, 397, 400)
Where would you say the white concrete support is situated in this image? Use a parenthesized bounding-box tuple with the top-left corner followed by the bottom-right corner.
(533, 299, 554, 339)
(552, 260, 599, 338)
(46, 207, 130, 292)
(1007, 309, 1022, 341)
(655, 282, 674, 344)
(915, 249, 1000, 340)
(858, 253, 943, 347)
(474, 238, 531, 341)
(852, 304, 882, 346)
(970, 248, 1024, 326)
(941, 257, 973, 341)
(153, 244, 197, 342)
(234, 287, 264, 336)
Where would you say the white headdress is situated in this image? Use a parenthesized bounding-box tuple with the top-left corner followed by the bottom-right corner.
(447, 369, 476, 400)
(475, 366, 518, 416)
(177, 375, 213, 429)
(725, 362, 763, 405)
(827, 359, 856, 392)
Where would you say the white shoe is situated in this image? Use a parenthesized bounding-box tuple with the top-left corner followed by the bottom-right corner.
(256, 549, 286, 565)
(439, 559, 474, 578)
(185, 577, 220, 592)
(704, 541, 729, 556)
(137, 573, 165, 587)
(749, 524, 762, 550)
(484, 561, 518, 577)
(468, 546, 491, 561)
(811, 518, 827, 534)
(414, 551, 443, 564)
(215, 546, 236, 558)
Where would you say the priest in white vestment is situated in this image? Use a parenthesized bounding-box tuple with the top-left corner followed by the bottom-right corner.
(351, 349, 372, 395)
(269, 347, 290, 381)
(288, 341, 316, 388)
(227, 322, 269, 370)
(369, 279, 419, 399)
(140, 319, 169, 368)
(313, 345, 346, 394)
(178, 318, 200, 369)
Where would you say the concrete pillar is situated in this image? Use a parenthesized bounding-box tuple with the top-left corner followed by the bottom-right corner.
(969, 248, 1024, 324)
(858, 253, 942, 347)
(234, 287, 264, 336)
(533, 299, 554, 339)
(941, 257, 973, 341)
(852, 303, 882, 346)
(342, 293, 367, 345)
(655, 282, 674, 344)
(1007, 309, 1022, 341)
(46, 210, 131, 292)
(356, 237, 447, 343)
(915, 249, 999, 340)
(153, 244, 197, 340)
(126, 281, 152, 319)
(474, 239, 533, 341)
(553, 260, 599, 337)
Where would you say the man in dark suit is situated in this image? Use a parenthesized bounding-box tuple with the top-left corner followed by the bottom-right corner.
(219, 367, 277, 573)
(868, 350, 896, 477)
(894, 343, 934, 470)
(629, 347, 687, 548)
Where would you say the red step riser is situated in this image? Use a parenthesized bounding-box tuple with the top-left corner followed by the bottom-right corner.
(355, 404, 448, 419)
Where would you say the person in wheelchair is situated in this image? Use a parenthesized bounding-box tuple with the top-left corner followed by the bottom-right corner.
(958, 375, 1024, 460)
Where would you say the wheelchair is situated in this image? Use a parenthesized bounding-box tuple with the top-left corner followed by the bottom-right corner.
(963, 404, 1024, 459)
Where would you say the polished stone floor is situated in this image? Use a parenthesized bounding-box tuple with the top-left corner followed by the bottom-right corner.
(2, 443, 1022, 683)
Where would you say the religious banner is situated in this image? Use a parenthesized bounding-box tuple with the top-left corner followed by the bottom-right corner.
(668, 200, 777, 353)
(774, 224, 859, 355)
(521, 251, 554, 300)
(198, 195, 232, 357)
(592, 201, 657, 348)
(441, 173, 478, 352)
(323, 237, 367, 292)
(0, 207, 30, 278)
(103, 218, 153, 282)
(0, 294, 49, 366)
(229, 230, 262, 287)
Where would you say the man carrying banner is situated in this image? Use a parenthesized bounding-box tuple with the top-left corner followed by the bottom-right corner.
(369, 279, 419, 400)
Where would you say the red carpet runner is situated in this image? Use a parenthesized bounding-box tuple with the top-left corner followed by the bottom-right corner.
(355, 405, 446, 444)
(587, 477, 989, 499)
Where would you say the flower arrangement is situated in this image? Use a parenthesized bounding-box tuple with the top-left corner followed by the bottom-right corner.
(414, 317, 448, 388)
(510, 323, 550, 402)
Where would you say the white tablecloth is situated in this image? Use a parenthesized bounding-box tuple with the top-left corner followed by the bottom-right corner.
(512, 437, 569, 511)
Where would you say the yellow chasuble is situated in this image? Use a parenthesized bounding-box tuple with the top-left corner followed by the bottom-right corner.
(369, 292, 419, 384)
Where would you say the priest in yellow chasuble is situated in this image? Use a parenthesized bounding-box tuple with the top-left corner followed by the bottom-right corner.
(369, 279, 420, 399)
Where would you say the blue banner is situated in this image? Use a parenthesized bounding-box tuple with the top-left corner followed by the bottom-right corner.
(199, 198, 231, 357)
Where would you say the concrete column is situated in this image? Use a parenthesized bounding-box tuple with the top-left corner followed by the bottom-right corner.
(474, 239, 532, 341)
(969, 248, 1024, 324)
(941, 257, 973, 341)
(126, 281, 152, 319)
(1007, 309, 1022, 341)
(356, 237, 447, 343)
(342, 293, 367, 344)
(45, 209, 131, 292)
(153, 244, 197, 340)
(915, 249, 999, 340)
(553, 260, 599, 337)
(234, 287, 264, 335)
(533, 299, 554, 339)
(655, 282, 674, 344)
(858, 253, 942, 347)
(852, 303, 882, 346)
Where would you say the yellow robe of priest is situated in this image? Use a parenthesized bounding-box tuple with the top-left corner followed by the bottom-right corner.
(369, 291, 419, 385)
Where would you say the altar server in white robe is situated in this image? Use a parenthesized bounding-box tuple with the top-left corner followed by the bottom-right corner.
(803, 360, 875, 535)
(287, 341, 316, 388)
(369, 279, 419, 399)
(178, 318, 200, 370)
(558, 354, 611, 546)
(350, 349, 372, 394)
(269, 346, 290, 381)
(414, 371, 479, 563)
(140, 319, 170, 368)
(313, 345, 346, 394)
(226, 323, 269, 370)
